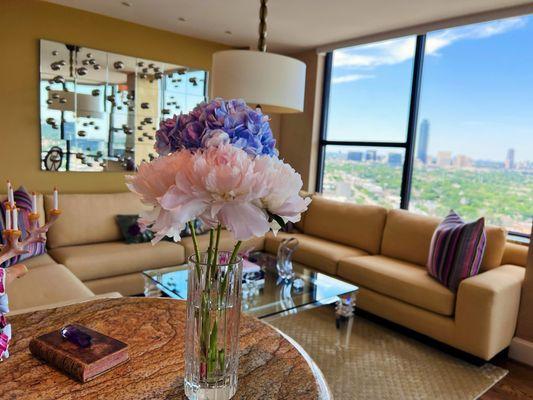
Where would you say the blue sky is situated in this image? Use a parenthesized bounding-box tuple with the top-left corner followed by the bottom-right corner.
(327, 14, 533, 163)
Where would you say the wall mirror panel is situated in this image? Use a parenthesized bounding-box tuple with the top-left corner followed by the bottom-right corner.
(40, 39, 208, 172)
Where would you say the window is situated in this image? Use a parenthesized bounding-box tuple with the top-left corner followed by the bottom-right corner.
(326, 37, 416, 143)
(318, 14, 533, 236)
(322, 145, 405, 208)
(318, 36, 418, 208)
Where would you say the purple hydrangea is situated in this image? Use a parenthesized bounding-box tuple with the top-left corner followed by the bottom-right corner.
(154, 98, 277, 157)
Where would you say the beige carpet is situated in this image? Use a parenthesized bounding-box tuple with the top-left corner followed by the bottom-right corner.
(269, 306, 507, 400)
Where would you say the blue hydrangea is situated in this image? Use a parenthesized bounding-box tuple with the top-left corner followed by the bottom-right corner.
(154, 98, 277, 157)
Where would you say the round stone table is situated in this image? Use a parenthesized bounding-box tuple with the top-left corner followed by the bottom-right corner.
(0, 297, 331, 399)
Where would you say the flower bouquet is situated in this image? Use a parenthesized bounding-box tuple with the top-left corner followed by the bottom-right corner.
(126, 98, 310, 399)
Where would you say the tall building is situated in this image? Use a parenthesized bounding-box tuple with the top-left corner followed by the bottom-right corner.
(388, 152, 403, 167)
(417, 119, 430, 164)
(436, 151, 452, 167)
(347, 151, 363, 162)
(505, 148, 515, 169)
(453, 154, 472, 168)
(365, 150, 377, 162)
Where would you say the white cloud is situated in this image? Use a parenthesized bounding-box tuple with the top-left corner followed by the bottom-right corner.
(426, 16, 526, 55)
(334, 37, 416, 68)
(331, 74, 375, 84)
(334, 17, 527, 69)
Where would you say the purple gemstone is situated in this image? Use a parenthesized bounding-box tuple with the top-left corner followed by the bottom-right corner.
(60, 325, 92, 348)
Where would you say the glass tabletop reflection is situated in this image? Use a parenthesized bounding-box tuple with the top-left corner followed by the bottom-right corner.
(142, 252, 358, 319)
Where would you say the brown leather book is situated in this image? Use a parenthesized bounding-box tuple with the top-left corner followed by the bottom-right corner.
(29, 324, 129, 382)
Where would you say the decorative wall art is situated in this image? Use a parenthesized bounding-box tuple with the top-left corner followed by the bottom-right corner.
(39, 39, 208, 172)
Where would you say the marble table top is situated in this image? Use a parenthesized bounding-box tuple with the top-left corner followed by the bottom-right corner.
(0, 297, 330, 400)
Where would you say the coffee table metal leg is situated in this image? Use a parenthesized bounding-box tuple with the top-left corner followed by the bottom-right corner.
(143, 276, 162, 297)
(335, 291, 356, 329)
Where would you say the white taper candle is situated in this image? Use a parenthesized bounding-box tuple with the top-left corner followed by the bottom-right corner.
(5, 207, 11, 230)
(32, 192, 38, 214)
(7, 181, 14, 207)
(12, 208, 18, 231)
(53, 187, 59, 210)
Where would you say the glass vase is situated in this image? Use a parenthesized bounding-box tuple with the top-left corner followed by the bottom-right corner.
(184, 251, 243, 400)
(276, 237, 299, 281)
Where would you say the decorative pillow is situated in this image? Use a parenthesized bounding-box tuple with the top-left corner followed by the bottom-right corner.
(1, 187, 47, 268)
(116, 215, 154, 244)
(427, 210, 486, 292)
(116, 215, 209, 244)
(180, 218, 209, 237)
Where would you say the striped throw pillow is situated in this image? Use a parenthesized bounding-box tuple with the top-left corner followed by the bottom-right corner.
(0, 187, 47, 268)
(427, 210, 486, 292)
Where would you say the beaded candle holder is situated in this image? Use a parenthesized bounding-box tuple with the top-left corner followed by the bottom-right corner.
(0, 184, 60, 360)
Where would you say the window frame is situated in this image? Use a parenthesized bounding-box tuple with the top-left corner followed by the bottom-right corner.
(316, 32, 530, 239)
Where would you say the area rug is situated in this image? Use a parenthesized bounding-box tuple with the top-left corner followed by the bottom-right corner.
(269, 306, 507, 400)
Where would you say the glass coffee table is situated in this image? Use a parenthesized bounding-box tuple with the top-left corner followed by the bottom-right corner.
(142, 252, 358, 320)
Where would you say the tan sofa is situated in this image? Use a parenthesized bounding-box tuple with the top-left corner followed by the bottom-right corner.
(6, 192, 262, 313)
(265, 195, 528, 360)
(5, 192, 527, 361)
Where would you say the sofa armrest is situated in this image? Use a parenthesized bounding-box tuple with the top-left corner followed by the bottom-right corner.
(455, 265, 525, 359)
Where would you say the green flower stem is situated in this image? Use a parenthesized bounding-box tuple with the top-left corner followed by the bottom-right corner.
(198, 229, 241, 379)
(210, 224, 222, 279)
(188, 221, 201, 281)
(229, 241, 242, 264)
(207, 229, 214, 265)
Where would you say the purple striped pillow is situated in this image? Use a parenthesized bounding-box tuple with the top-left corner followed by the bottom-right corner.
(427, 210, 486, 292)
(1, 187, 47, 268)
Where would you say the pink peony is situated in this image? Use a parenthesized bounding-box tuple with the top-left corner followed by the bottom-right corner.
(127, 133, 310, 242)
(160, 144, 270, 240)
(253, 156, 311, 228)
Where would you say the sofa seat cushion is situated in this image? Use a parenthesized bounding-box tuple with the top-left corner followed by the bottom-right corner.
(7, 264, 94, 312)
(180, 231, 264, 258)
(265, 232, 368, 275)
(338, 255, 456, 316)
(49, 241, 185, 281)
(22, 253, 57, 269)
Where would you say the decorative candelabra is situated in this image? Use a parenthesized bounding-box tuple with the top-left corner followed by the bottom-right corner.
(0, 182, 60, 360)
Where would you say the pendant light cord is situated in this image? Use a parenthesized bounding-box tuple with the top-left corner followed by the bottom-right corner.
(257, 0, 268, 52)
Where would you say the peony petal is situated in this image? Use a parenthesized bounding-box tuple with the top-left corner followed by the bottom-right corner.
(217, 202, 270, 241)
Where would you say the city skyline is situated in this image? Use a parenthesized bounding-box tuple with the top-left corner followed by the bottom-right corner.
(328, 143, 528, 169)
(327, 14, 533, 163)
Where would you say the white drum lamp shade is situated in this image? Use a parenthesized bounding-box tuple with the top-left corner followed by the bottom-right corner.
(211, 50, 306, 114)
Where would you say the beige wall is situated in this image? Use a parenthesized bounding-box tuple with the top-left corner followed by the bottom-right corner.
(278, 50, 325, 192)
(0, 0, 227, 193)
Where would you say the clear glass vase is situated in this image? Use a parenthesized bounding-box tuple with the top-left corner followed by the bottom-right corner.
(184, 251, 243, 400)
(276, 237, 299, 281)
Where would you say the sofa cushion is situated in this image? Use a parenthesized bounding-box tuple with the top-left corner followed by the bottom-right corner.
(501, 242, 528, 268)
(7, 264, 94, 312)
(116, 214, 155, 244)
(180, 230, 264, 258)
(380, 209, 507, 270)
(338, 255, 456, 316)
(265, 232, 368, 275)
(44, 192, 149, 248)
(22, 253, 57, 269)
(427, 211, 486, 292)
(303, 195, 387, 254)
(8, 293, 122, 316)
(85, 273, 147, 296)
(49, 241, 185, 281)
